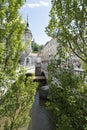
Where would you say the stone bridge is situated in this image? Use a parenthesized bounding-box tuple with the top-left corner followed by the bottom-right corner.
(22, 63, 48, 82)
(24, 61, 84, 82)
(35, 61, 49, 80)
(40, 61, 49, 79)
(35, 60, 84, 81)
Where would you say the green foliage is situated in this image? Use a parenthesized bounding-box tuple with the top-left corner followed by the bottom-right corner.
(46, 0, 87, 63)
(0, 72, 37, 130)
(0, 0, 38, 130)
(46, 1, 87, 129)
(47, 60, 87, 130)
(32, 41, 43, 53)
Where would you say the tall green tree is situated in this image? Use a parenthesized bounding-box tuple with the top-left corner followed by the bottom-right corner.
(46, 0, 87, 129)
(0, 0, 37, 130)
(46, 0, 87, 63)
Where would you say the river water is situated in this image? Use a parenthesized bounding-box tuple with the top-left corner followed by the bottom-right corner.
(28, 91, 54, 130)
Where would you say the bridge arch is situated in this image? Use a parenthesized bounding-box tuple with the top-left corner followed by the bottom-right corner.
(41, 71, 47, 84)
(41, 72, 45, 77)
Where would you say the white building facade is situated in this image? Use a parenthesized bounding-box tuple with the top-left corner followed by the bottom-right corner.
(41, 38, 58, 62)
(40, 38, 82, 75)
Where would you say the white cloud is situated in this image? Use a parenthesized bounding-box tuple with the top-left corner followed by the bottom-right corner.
(27, 3, 40, 8)
(23, 1, 49, 8)
(39, 1, 49, 6)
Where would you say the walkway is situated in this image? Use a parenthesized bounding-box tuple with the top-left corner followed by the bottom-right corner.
(26, 65, 35, 74)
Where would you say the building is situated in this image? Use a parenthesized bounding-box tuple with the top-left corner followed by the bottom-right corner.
(24, 53, 41, 67)
(41, 38, 58, 62)
(40, 38, 82, 75)
(20, 17, 33, 65)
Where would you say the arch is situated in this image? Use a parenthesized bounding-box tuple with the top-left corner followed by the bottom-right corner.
(40, 71, 47, 84)
(41, 72, 45, 77)
(41, 70, 48, 79)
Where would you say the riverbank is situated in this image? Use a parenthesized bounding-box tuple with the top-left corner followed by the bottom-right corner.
(0, 89, 53, 130)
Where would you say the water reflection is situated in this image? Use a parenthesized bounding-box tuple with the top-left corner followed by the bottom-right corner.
(29, 91, 53, 130)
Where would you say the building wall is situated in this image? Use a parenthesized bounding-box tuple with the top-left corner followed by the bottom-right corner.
(40, 38, 82, 73)
(41, 38, 58, 61)
(24, 53, 41, 67)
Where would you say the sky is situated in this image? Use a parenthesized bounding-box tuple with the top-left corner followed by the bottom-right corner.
(20, 0, 51, 45)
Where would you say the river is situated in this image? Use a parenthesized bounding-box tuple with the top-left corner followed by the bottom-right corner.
(28, 91, 54, 130)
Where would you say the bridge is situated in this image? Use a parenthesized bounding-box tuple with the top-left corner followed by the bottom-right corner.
(26, 65, 35, 74)
(35, 61, 84, 80)
(20, 61, 84, 82)
(19, 63, 47, 82)
(40, 61, 49, 79)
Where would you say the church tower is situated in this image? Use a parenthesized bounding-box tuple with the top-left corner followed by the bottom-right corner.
(23, 16, 32, 54)
(20, 17, 33, 66)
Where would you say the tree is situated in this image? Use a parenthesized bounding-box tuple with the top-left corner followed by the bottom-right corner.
(32, 41, 43, 53)
(46, 0, 87, 63)
(0, 0, 37, 130)
(47, 58, 87, 129)
(46, 0, 87, 129)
